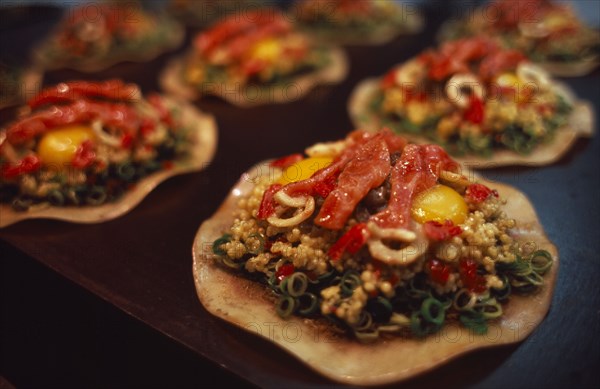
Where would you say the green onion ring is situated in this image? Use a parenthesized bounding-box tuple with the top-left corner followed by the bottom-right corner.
(276, 295, 296, 318)
(530, 250, 553, 275)
(212, 234, 232, 256)
(421, 297, 446, 326)
(298, 293, 319, 315)
(286, 272, 308, 297)
(47, 189, 65, 206)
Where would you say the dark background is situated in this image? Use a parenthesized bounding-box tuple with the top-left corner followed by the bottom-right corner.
(1, 2, 599, 388)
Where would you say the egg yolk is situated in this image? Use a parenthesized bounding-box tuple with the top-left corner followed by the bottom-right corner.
(495, 73, 533, 103)
(544, 13, 571, 30)
(277, 157, 332, 185)
(37, 125, 95, 168)
(249, 38, 282, 63)
(411, 184, 468, 225)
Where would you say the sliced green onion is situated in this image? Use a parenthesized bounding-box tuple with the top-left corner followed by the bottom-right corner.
(85, 186, 107, 205)
(267, 273, 278, 291)
(212, 234, 232, 256)
(47, 190, 65, 206)
(352, 311, 373, 331)
(11, 197, 32, 212)
(116, 162, 136, 182)
(221, 256, 243, 270)
(311, 269, 335, 284)
(279, 277, 289, 295)
(497, 255, 530, 276)
(276, 295, 296, 318)
(459, 310, 488, 335)
(530, 250, 553, 275)
(354, 328, 379, 343)
(453, 288, 474, 311)
(492, 274, 511, 301)
(475, 298, 502, 319)
(298, 293, 319, 315)
(286, 272, 308, 297)
(421, 297, 446, 326)
(523, 271, 545, 286)
(340, 271, 361, 297)
(410, 312, 431, 337)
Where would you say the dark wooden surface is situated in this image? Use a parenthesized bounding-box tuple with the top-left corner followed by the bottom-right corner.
(1, 4, 599, 388)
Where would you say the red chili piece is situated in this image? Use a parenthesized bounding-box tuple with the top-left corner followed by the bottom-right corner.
(275, 263, 295, 283)
(328, 223, 369, 261)
(121, 134, 133, 149)
(428, 259, 451, 285)
(71, 140, 96, 169)
(140, 118, 157, 136)
(1, 155, 42, 179)
(257, 184, 283, 220)
(464, 95, 485, 124)
(270, 153, 304, 169)
(459, 259, 487, 293)
(423, 220, 462, 241)
(465, 183, 498, 203)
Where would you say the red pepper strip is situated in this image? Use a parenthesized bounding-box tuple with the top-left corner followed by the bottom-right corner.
(71, 140, 96, 169)
(479, 50, 526, 81)
(281, 155, 345, 198)
(194, 10, 288, 56)
(6, 100, 141, 145)
(225, 18, 291, 61)
(371, 144, 457, 229)
(465, 183, 498, 203)
(380, 128, 408, 154)
(459, 259, 487, 293)
(464, 95, 485, 124)
(313, 174, 337, 198)
(315, 134, 391, 230)
(257, 184, 283, 220)
(428, 259, 451, 285)
(422, 38, 498, 81)
(147, 93, 174, 127)
(28, 80, 141, 109)
(281, 131, 380, 199)
(424, 220, 462, 241)
(1, 155, 41, 179)
(270, 153, 304, 169)
(275, 263, 295, 282)
(328, 223, 369, 261)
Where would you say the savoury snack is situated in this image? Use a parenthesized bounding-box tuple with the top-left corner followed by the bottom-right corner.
(193, 129, 557, 384)
(293, 0, 423, 45)
(349, 37, 594, 166)
(160, 8, 347, 106)
(33, 3, 183, 72)
(438, 0, 600, 76)
(0, 80, 217, 227)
